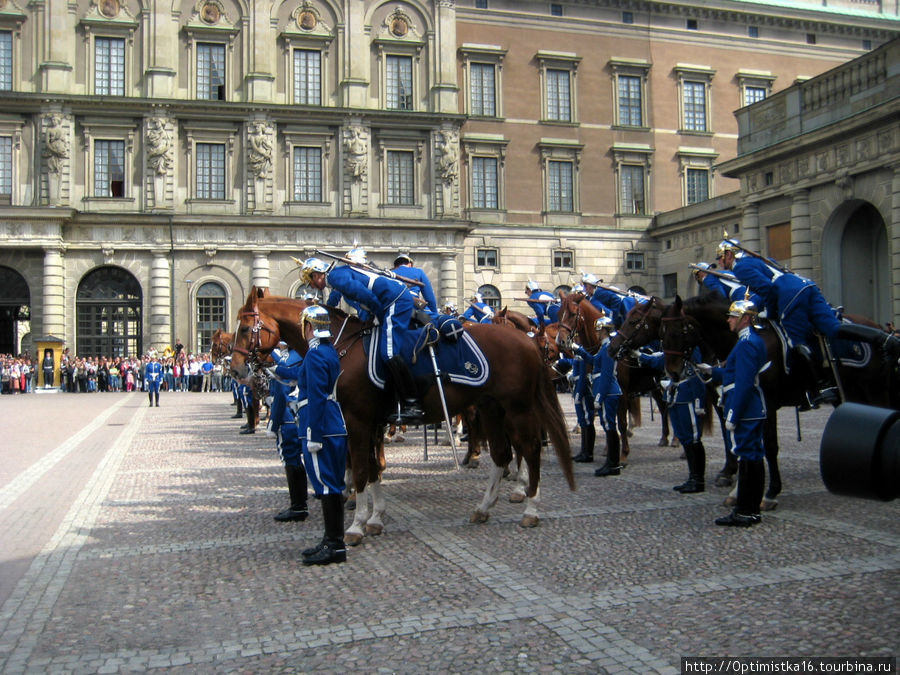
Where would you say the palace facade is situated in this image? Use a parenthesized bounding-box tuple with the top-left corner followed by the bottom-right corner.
(0, 0, 895, 355)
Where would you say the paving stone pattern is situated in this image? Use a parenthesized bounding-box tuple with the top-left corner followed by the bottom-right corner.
(0, 392, 897, 673)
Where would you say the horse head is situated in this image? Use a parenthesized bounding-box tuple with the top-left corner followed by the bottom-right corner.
(659, 295, 703, 382)
(230, 287, 280, 380)
(608, 297, 663, 360)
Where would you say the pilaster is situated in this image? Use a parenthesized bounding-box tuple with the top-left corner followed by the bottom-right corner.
(790, 189, 812, 278)
(251, 250, 271, 289)
(150, 251, 172, 351)
(42, 247, 65, 338)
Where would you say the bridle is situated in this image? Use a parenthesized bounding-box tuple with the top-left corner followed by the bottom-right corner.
(556, 297, 592, 352)
(613, 298, 658, 357)
(232, 303, 279, 360)
(659, 309, 709, 378)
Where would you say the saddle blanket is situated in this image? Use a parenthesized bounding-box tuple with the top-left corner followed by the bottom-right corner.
(365, 326, 490, 390)
(769, 318, 871, 371)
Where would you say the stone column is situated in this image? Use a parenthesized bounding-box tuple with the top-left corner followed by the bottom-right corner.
(251, 251, 271, 290)
(741, 201, 761, 254)
(440, 252, 458, 309)
(790, 189, 812, 279)
(149, 251, 172, 351)
(891, 166, 900, 324)
(42, 247, 65, 338)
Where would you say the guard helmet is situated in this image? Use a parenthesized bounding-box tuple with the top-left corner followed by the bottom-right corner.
(299, 257, 329, 285)
(717, 238, 741, 258)
(393, 252, 413, 267)
(693, 261, 711, 280)
(581, 272, 600, 287)
(727, 299, 758, 319)
(442, 302, 457, 314)
(526, 280, 540, 292)
(572, 283, 585, 294)
(301, 305, 332, 338)
(594, 315, 616, 332)
(346, 247, 367, 265)
(471, 292, 483, 303)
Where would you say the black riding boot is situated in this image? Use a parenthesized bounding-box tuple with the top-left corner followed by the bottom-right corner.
(792, 345, 838, 408)
(678, 442, 706, 494)
(836, 323, 900, 362)
(574, 424, 594, 462)
(154, 391, 160, 407)
(673, 443, 695, 492)
(386, 356, 425, 424)
(716, 458, 763, 527)
(274, 464, 309, 522)
(303, 494, 346, 565)
(595, 431, 621, 477)
(148, 391, 154, 407)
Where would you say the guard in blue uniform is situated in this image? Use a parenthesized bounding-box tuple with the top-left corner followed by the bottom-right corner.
(461, 292, 494, 324)
(557, 350, 596, 463)
(698, 299, 767, 527)
(718, 238, 900, 404)
(524, 280, 560, 327)
(144, 354, 163, 407)
(575, 315, 623, 477)
(393, 252, 439, 319)
(638, 347, 708, 493)
(579, 273, 616, 320)
(266, 342, 308, 523)
(693, 262, 763, 308)
(297, 306, 349, 566)
(302, 251, 424, 422)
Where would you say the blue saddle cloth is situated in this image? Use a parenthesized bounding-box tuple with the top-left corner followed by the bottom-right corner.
(830, 319, 872, 367)
(365, 324, 490, 391)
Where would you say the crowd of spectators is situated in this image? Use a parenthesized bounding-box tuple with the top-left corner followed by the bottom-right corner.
(0, 350, 231, 394)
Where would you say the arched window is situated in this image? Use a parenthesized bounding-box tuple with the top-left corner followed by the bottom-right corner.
(478, 284, 501, 311)
(553, 284, 571, 300)
(77, 266, 142, 357)
(196, 282, 226, 354)
(0, 266, 30, 355)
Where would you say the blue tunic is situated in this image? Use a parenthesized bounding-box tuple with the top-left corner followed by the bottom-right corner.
(639, 349, 707, 445)
(462, 302, 494, 324)
(397, 265, 438, 317)
(576, 338, 621, 432)
(526, 290, 560, 326)
(144, 361, 163, 392)
(270, 349, 303, 467)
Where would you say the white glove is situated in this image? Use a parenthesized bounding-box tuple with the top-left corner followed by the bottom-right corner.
(724, 420, 735, 431)
(695, 363, 712, 376)
(265, 366, 277, 378)
(307, 441, 322, 454)
(572, 342, 582, 352)
(372, 315, 381, 326)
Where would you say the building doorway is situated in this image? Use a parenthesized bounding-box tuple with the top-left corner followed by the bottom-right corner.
(76, 266, 143, 357)
(0, 266, 30, 355)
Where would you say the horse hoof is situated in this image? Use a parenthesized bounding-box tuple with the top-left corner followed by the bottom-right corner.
(714, 475, 734, 488)
(470, 510, 489, 524)
(365, 523, 384, 536)
(658, 438, 669, 447)
(393, 434, 405, 443)
(509, 492, 525, 504)
(723, 495, 737, 507)
(345, 532, 364, 547)
(467, 459, 479, 469)
(761, 499, 778, 512)
(519, 515, 539, 528)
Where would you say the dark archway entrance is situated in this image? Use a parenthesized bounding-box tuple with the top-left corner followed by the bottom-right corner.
(76, 266, 142, 357)
(0, 266, 30, 355)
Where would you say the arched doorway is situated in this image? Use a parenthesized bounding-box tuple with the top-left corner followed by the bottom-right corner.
(0, 266, 30, 355)
(822, 200, 889, 323)
(77, 266, 142, 357)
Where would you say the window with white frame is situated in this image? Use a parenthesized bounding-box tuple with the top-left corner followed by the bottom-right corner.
(553, 249, 573, 269)
(737, 70, 776, 108)
(386, 150, 414, 205)
(95, 37, 125, 96)
(619, 164, 645, 215)
(94, 140, 125, 197)
(610, 58, 650, 128)
(197, 42, 226, 101)
(471, 156, 498, 209)
(537, 51, 580, 124)
(293, 49, 321, 105)
(463, 134, 507, 213)
(460, 44, 505, 119)
(625, 251, 645, 272)
(196, 282, 226, 355)
(196, 143, 226, 199)
(539, 139, 582, 214)
(0, 136, 11, 199)
(385, 54, 413, 110)
(675, 64, 715, 134)
(476, 248, 498, 268)
(686, 168, 709, 204)
(0, 31, 12, 91)
(678, 147, 717, 207)
(293, 146, 322, 202)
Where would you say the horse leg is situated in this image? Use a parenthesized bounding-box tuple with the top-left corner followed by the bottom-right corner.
(345, 482, 371, 546)
(343, 466, 356, 511)
(655, 394, 670, 447)
(472, 414, 511, 523)
(617, 404, 630, 464)
(471, 462, 504, 523)
(762, 416, 781, 511)
(365, 479, 385, 537)
(509, 452, 527, 503)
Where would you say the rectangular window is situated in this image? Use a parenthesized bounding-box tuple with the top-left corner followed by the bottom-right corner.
(293, 49, 321, 105)
(386, 150, 414, 205)
(94, 139, 125, 197)
(386, 55, 413, 110)
(197, 43, 225, 101)
(475, 0, 488, 8)
(622, 11, 634, 24)
(553, 249, 573, 269)
(0, 31, 11, 91)
(626, 251, 645, 271)
(620, 164, 645, 214)
(470, 63, 496, 117)
(744, 86, 766, 106)
(686, 168, 709, 204)
(547, 160, 573, 212)
(683, 81, 707, 131)
(476, 248, 497, 268)
(471, 156, 498, 209)
(545, 69, 571, 122)
(617, 75, 642, 126)
(748, 26, 759, 38)
(95, 37, 125, 96)
(686, 18, 698, 30)
(196, 142, 226, 200)
(0, 136, 11, 199)
(663, 273, 677, 298)
(806, 33, 816, 45)
(550, 3, 563, 16)
(293, 146, 322, 202)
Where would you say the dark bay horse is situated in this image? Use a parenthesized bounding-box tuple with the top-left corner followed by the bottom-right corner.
(229, 290, 575, 544)
(556, 293, 670, 459)
(492, 307, 561, 367)
(657, 293, 898, 509)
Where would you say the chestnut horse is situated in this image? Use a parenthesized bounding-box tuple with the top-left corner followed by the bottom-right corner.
(229, 289, 575, 545)
(555, 293, 670, 459)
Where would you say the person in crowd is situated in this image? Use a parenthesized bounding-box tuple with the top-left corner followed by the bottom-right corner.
(201, 354, 214, 392)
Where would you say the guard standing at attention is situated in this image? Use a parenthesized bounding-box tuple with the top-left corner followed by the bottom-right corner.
(144, 353, 163, 407)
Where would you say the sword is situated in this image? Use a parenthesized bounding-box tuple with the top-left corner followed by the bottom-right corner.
(688, 263, 743, 282)
(427, 344, 460, 470)
(312, 249, 425, 288)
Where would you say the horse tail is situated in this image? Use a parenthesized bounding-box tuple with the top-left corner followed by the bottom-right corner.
(536, 369, 576, 491)
(702, 397, 714, 435)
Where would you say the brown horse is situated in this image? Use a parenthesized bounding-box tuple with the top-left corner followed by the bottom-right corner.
(657, 293, 898, 509)
(209, 329, 233, 362)
(492, 307, 561, 367)
(556, 293, 670, 458)
(229, 289, 575, 544)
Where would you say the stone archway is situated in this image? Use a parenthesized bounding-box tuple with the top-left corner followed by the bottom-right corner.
(76, 266, 143, 357)
(822, 200, 889, 324)
(0, 266, 30, 355)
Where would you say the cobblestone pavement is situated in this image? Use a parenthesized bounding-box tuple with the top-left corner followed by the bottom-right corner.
(0, 390, 897, 674)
